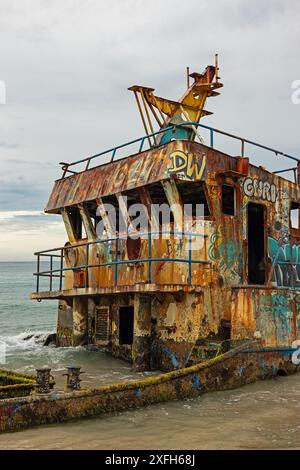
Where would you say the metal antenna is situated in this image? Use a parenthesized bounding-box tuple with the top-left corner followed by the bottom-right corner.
(186, 67, 190, 89)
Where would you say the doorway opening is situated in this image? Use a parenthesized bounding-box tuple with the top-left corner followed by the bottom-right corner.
(119, 306, 134, 345)
(248, 203, 266, 285)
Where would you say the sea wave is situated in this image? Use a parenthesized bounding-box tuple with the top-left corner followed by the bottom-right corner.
(0, 330, 53, 354)
(0, 330, 89, 376)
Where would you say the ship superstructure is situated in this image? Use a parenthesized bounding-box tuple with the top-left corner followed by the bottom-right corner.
(32, 57, 300, 372)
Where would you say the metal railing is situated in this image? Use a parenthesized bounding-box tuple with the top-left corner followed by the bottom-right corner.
(59, 122, 300, 180)
(33, 230, 210, 294)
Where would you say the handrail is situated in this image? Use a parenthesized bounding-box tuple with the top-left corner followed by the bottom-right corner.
(59, 122, 300, 178)
(33, 230, 210, 293)
(33, 230, 207, 255)
(60, 125, 174, 177)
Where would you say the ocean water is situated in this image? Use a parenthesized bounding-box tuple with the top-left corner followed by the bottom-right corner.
(0, 262, 152, 387)
(0, 262, 300, 449)
(0, 261, 56, 337)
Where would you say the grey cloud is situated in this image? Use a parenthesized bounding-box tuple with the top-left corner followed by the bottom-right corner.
(0, 212, 60, 232)
(0, 0, 299, 210)
(0, 142, 19, 149)
(0, 178, 51, 211)
(3, 158, 55, 168)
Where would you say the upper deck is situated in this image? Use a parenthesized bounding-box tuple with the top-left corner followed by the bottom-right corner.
(46, 121, 300, 213)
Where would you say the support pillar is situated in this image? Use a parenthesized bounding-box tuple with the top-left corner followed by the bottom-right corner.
(162, 179, 183, 232)
(73, 297, 88, 346)
(56, 299, 73, 347)
(132, 294, 152, 371)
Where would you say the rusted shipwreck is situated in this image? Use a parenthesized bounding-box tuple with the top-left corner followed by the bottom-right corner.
(0, 58, 300, 433)
(31, 57, 300, 374)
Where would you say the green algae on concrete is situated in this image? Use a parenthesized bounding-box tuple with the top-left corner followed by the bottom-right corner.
(0, 369, 36, 399)
(0, 341, 299, 433)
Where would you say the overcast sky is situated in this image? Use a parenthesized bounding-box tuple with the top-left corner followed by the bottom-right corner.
(0, 0, 299, 260)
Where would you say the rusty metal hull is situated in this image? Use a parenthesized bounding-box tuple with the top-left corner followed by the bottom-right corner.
(0, 341, 299, 433)
(31, 285, 299, 372)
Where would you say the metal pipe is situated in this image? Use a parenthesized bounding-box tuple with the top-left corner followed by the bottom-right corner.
(188, 234, 192, 285)
(59, 249, 63, 291)
(186, 66, 190, 89)
(50, 256, 53, 291)
(210, 128, 214, 148)
(148, 101, 163, 128)
(34, 257, 211, 277)
(274, 167, 297, 174)
(241, 139, 245, 157)
(148, 231, 152, 283)
(140, 89, 157, 146)
(36, 254, 40, 293)
(85, 243, 89, 288)
(110, 148, 117, 162)
(133, 90, 152, 148)
(114, 238, 118, 285)
(63, 125, 174, 173)
(139, 138, 145, 153)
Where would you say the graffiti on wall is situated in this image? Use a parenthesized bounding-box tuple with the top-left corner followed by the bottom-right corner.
(113, 156, 157, 190)
(242, 177, 277, 203)
(241, 194, 248, 240)
(240, 175, 278, 241)
(167, 150, 206, 181)
(268, 236, 300, 287)
(258, 292, 294, 344)
(208, 227, 242, 282)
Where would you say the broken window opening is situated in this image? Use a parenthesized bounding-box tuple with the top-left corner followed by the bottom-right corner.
(146, 182, 174, 227)
(290, 202, 300, 230)
(84, 201, 100, 232)
(67, 206, 86, 240)
(248, 203, 266, 285)
(121, 189, 146, 260)
(119, 306, 134, 345)
(222, 185, 236, 216)
(122, 188, 148, 234)
(176, 181, 211, 218)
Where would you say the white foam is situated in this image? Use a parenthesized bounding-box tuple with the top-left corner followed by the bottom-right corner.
(0, 330, 52, 354)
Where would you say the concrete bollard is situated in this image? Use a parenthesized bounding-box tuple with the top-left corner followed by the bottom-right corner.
(63, 366, 83, 390)
(35, 367, 54, 394)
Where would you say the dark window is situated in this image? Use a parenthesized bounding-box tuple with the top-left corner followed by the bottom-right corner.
(248, 203, 266, 285)
(124, 188, 142, 207)
(222, 185, 235, 216)
(123, 188, 145, 258)
(67, 207, 85, 239)
(85, 201, 101, 231)
(176, 181, 210, 217)
(147, 182, 174, 225)
(119, 306, 134, 345)
(99, 195, 119, 234)
(291, 202, 300, 229)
